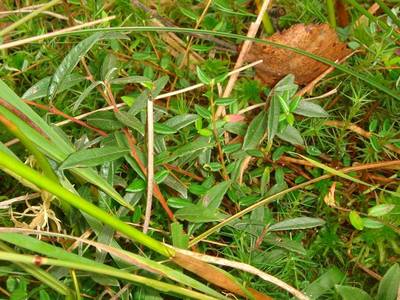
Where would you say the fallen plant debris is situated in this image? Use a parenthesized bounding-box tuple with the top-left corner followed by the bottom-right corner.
(245, 23, 351, 86)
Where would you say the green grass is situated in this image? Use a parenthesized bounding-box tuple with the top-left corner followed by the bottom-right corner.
(0, 0, 399, 299)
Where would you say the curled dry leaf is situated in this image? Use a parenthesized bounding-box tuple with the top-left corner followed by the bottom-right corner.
(245, 23, 351, 86)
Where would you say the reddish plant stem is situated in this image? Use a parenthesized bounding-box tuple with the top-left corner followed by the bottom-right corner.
(23, 100, 108, 137)
(163, 163, 203, 182)
(123, 128, 175, 221)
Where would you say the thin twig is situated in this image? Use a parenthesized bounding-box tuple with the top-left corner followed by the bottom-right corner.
(0, 16, 116, 50)
(143, 96, 154, 234)
(216, 0, 271, 118)
(0, 0, 61, 37)
(163, 164, 203, 182)
(324, 120, 400, 155)
(23, 100, 108, 137)
(0, 8, 82, 24)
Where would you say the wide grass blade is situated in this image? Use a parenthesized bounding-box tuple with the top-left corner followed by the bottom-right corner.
(0, 251, 217, 300)
(0, 80, 133, 210)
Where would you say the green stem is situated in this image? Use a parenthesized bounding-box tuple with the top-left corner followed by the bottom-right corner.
(0, 241, 70, 296)
(0, 150, 172, 258)
(0, 251, 215, 300)
(255, 0, 275, 35)
(374, 0, 400, 28)
(0, 0, 61, 37)
(327, 0, 337, 28)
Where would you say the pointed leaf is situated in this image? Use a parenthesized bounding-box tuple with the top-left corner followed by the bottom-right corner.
(175, 204, 226, 223)
(335, 285, 373, 300)
(295, 100, 329, 117)
(115, 111, 145, 135)
(22, 74, 85, 101)
(269, 217, 325, 231)
(377, 264, 400, 300)
(60, 147, 129, 169)
(242, 110, 268, 150)
(277, 125, 304, 146)
(368, 204, 395, 217)
(202, 181, 231, 210)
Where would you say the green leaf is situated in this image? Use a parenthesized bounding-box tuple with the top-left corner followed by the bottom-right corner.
(335, 286, 373, 300)
(242, 110, 268, 150)
(167, 197, 192, 209)
(202, 181, 231, 210)
(264, 235, 306, 255)
(198, 128, 213, 137)
(171, 222, 189, 249)
(150, 76, 169, 98)
(115, 111, 145, 135)
(179, 7, 199, 21)
(22, 74, 85, 100)
(377, 264, 400, 300)
(267, 91, 281, 150)
(362, 218, 384, 229)
(304, 268, 345, 299)
(169, 138, 212, 161)
(60, 146, 129, 169)
(87, 111, 124, 131)
(73, 81, 104, 113)
(101, 53, 118, 81)
(196, 66, 211, 85)
(195, 104, 211, 119)
(269, 217, 325, 231)
(163, 114, 198, 130)
(276, 125, 304, 146)
(48, 33, 106, 100)
(126, 179, 146, 192)
(215, 97, 237, 106)
(154, 123, 177, 135)
(175, 204, 226, 223)
(154, 169, 169, 184)
(111, 76, 150, 85)
(368, 204, 395, 217)
(295, 100, 329, 117)
(349, 211, 364, 230)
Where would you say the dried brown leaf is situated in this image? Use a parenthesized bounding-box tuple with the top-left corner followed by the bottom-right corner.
(245, 23, 351, 86)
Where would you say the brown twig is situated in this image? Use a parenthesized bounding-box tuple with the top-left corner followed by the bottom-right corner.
(124, 128, 175, 221)
(216, 0, 271, 118)
(324, 120, 400, 155)
(23, 100, 108, 137)
(143, 95, 154, 234)
(0, 16, 115, 51)
(163, 163, 203, 182)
